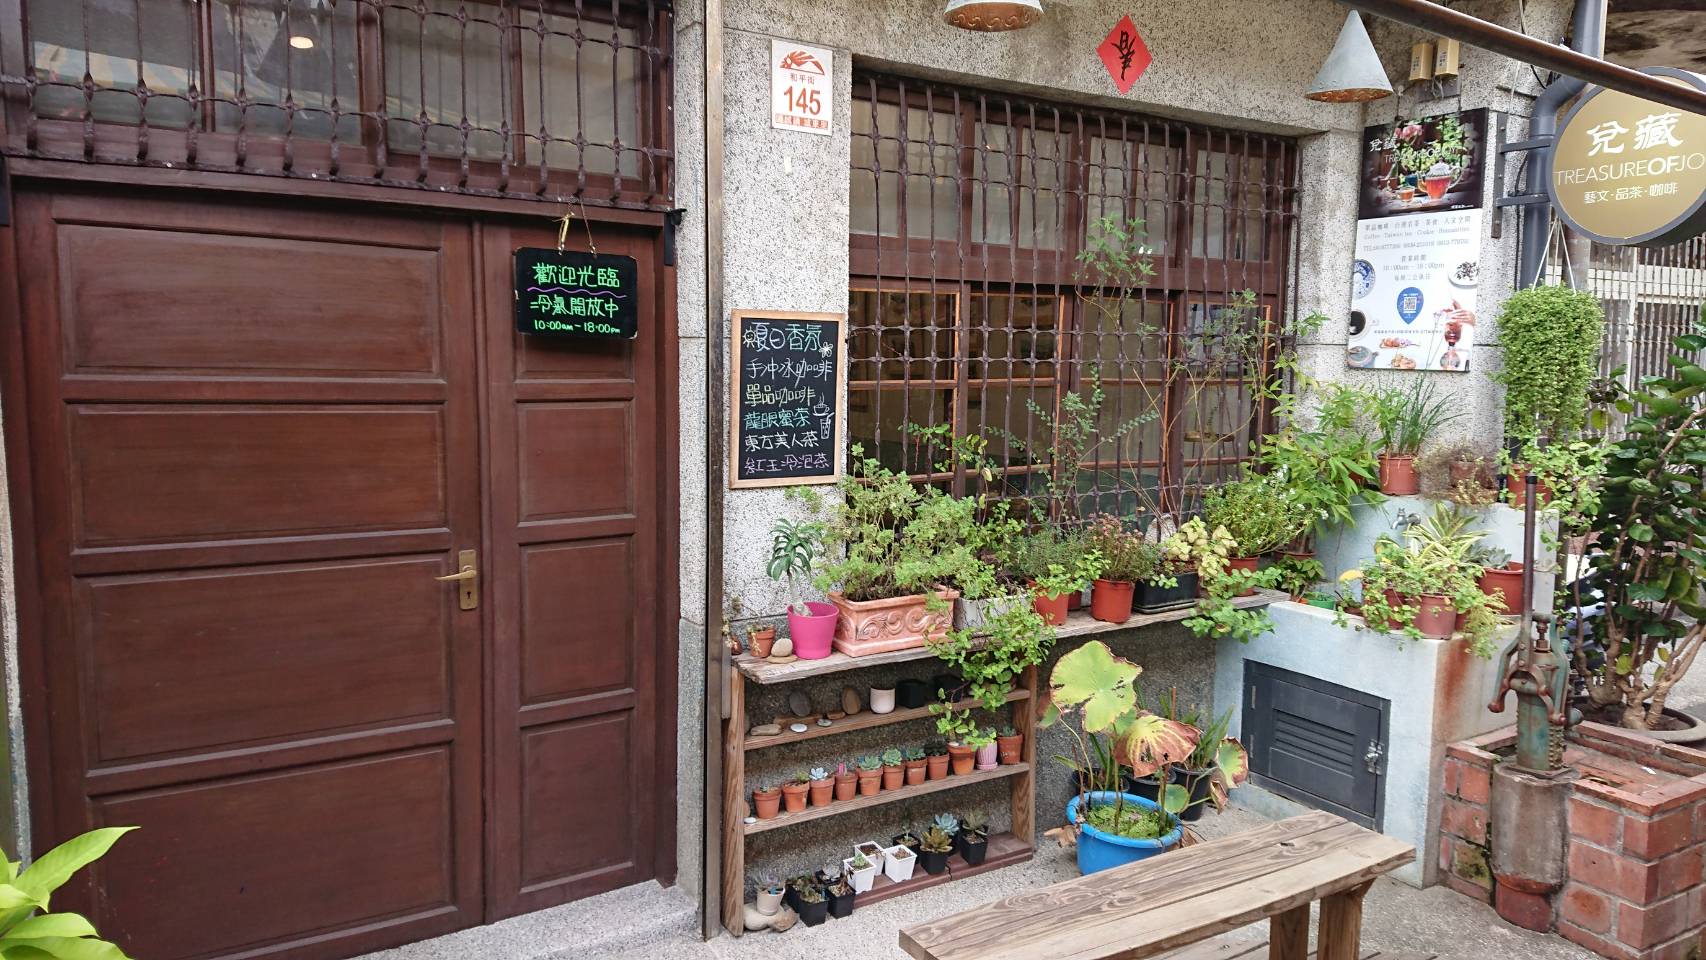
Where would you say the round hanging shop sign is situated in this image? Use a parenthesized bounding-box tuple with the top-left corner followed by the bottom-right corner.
(1547, 66, 1706, 247)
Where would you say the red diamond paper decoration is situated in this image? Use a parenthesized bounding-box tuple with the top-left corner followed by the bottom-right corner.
(1097, 16, 1151, 95)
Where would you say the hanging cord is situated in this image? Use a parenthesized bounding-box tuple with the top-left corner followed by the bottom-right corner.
(555, 196, 600, 256)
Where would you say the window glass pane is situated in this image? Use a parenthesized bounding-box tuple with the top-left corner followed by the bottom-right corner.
(519, 10, 642, 177)
(973, 123, 1064, 250)
(1181, 300, 1271, 378)
(384, 0, 509, 160)
(211, 0, 361, 140)
(1181, 383, 1255, 452)
(1079, 297, 1167, 380)
(1092, 384, 1165, 465)
(967, 384, 1048, 465)
(848, 388, 951, 476)
(1083, 138, 1175, 255)
(848, 290, 956, 382)
(851, 100, 959, 239)
(1191, 150, 1270, 260)
(28, 0, 196, 128)
(967, 294, 1059, 380)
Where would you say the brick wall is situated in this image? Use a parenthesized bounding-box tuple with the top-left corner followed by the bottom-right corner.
(1440, 732, 1499, 904)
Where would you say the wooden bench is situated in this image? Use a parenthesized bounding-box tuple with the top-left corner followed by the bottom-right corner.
(899, 811, 1419, 960)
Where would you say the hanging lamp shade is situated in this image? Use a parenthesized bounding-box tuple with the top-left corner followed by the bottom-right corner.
(943, 0, 1043, 32)
(1307, 12, 1393, 102)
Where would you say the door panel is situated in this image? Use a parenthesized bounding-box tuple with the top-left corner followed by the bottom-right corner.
(11, 187, 485, 960)
(481, 219, 663, 918)
(1244, 661, 1387, 829)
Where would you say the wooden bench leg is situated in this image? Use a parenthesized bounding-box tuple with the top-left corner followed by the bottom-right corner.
(1316, 881, 1375, 960)
(1268, 905, 1310, 960)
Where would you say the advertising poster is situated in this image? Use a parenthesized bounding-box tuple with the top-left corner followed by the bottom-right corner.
(1348, 109, 1487, 372)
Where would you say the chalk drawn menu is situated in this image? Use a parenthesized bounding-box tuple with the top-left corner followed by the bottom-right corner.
(730, 311, 845, 489)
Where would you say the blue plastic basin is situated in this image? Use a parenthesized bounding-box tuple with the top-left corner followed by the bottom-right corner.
(1066, 791, 1183, 875)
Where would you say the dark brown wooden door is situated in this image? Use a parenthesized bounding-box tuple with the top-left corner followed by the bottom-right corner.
(3, 185, 674, 960)
(478, 219, 667, 918)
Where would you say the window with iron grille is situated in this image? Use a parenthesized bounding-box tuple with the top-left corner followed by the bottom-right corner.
(848, 73, 1298, 526)
(5, 0, 673, 209)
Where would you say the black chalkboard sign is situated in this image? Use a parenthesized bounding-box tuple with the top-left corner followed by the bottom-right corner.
(514, 247, 639, 340)
(730, 311, 846, 488)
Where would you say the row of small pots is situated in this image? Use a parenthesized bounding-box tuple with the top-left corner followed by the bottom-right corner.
(1360, 561, 1528, 639)
(1379, 452, 1552, 505)
(750, 733, 1025, 819)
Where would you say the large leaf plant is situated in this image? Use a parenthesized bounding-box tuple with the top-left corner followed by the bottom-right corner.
(1, 827, 135, 960)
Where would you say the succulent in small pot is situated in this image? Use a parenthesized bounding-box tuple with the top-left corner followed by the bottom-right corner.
(901, 745, 927, 785)
(825, 878, 856, 919)
(790, 877, 828, 927)
(945, 741, 976, 776)
(924, 741, 950, 780)
(879, 748, 906, 790)
(917, 825, 954, 875)
(932, 813, 961, 854)
(747, 624, 777, 660)
(807, 766, 834, 807)
(855, 755, 883, 796)
(832, 762, 857, 801)
(881, 844, 917, 884)
(755, 875, 785, 916)
(752, 782, 781, 820)
(1472, 545, 1524, 616)
(995, 724, 1023, 765)
(970, 727, 999, 771)
(780, 770, 810, 813)
(958, 815, 990, 866)
(892, 826, 921, 854)
(842, 852, 877, 894)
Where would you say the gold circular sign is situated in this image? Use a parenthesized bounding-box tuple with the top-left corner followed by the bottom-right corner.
(1547, 67, 1706, 247)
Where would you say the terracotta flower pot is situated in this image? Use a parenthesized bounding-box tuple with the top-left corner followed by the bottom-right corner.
(880, 765, 904, 791)
(808, 778, 834, 807)
(997, 732, 1023, 765)
(1090, 579, 1135, 624)
(856, 769, 881, 797)
(947, 742, 976, 776)
(1413, 594, 1458, 639)
(1379, 453, 1420, 496)
(975, 741, 999, 771)
(833, 771, 857, 801)
(828, 587, 959, 657)
(1449, 460, 1488, 489)
(1029, 582, 1070, 626)
(1478, 562, 1525, 616)
(925, 754, 949, 780)
(903, 758, 927, 785)
(748, 626, 776, 659)
(753, 786, 781, 820)
(1207, 556, 1259, 598)
(781, 780, 809, 813)
(1505, 467, 1552, 509)
(1067, 590, 1084, 611)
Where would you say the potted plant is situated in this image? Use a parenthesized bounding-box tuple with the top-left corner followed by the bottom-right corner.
(854, 755, 882, 796)
(879, 748, 905, 790)
(825, 876, 856, 919)
(780, 770, 810, 814)
(917, 826, 954, 875)
(1201, 472, 1310, 571)
(1492, 284, 1605, 453)
(901, 745, 927, 785)
(1272, 552, 1326, 602)
(931, 813, 961, 854)
(792, 448, 963, 658)
(870, 684, 897, 714)
(853, 840, 885, 864)
(957, 815, 989, 865)
(1016, 527, 1104, 626)
(925, 741, 949, 780)
(995, 724, 1023, 765)
(807, 766, 834, 807)
(1470, 545, 1525, 616)
(768, 517, 836, 660)
(929, 601, 1055, 758)
(1339, 506, 1505, 657)
(832, 761, 857, 801)
(755, 875, 785, 916)
(892, 825, 921, 855)
(1372, 380, 1463, 495)
(1417, 442, 1499, 504)
(1083, 514, 1159, 624)
(1257, 382, 1382, 551)
(747, 623, 776, 660)
(842, 851, 878, 894)
(881, 843, 917, 884)
(1042, 640, 1185, 874)
(970, 726, 999, 771)
(752, 781, 781, 820)
(937, 707, 980, 775)
(791, 877, 828, 927)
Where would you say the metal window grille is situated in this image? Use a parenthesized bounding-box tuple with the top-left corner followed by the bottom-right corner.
(1, 0, 674, 210)
(848, 72, 1299, 528)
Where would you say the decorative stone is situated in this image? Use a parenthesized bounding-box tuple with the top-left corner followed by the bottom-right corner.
(816, 718, 833, 727)
(770, 636, 794, 658)
(749, 723, 782, 737)
(826, 711, 846, 721)
(744, 903, 798, 932)
(842, 686, 863, 715)
(789, 723, 809, 734)
(788, 691, 813, 718)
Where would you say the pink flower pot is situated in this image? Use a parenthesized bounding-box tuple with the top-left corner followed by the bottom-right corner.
(975, 741, 998, 771)
(788, 601, 838, 660)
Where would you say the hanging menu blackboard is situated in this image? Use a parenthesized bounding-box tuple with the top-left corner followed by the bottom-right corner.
(729, 311, 845, 489)
(514, 247, 639, 340)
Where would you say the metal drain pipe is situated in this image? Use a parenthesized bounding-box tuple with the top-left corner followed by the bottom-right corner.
(700, 0, 728, 939)
(1517, 0, 1605, 289)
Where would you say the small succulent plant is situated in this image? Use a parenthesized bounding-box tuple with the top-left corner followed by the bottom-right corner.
(903, 745, 925, 761)
(961, 815, 988, 839)
(850, 852, 873, 871)
(881, 747, 904, 766)
(932, 812, 960, 834)
(856, 754, 882, 771)
(808, 766, 830, 781)
(792, 769, 811, 784)
(920, 826, 954, 853)
(999, 724, 1017, 738)
(925, 740, 948, 757)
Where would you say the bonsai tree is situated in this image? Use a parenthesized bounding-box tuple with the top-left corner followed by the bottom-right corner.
(767, 517, 825, 615)
(1576, 320, 1706, 729)
(1492, 285, 1606, 445)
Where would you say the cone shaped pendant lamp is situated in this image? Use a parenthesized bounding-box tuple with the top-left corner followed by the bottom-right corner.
(943, 0, 1043, 32)
(1307, 11, 1393, 102)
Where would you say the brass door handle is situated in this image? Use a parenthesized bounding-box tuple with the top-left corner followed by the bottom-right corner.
(437, 550, 479, 610)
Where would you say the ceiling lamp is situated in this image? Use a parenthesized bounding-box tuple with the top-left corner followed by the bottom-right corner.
(1307, 11, 1394, 102)
(943, 0, 1043, 32)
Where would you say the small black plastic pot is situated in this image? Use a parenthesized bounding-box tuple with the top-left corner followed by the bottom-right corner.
(918, 848, 951, 875)
(1124, 773, 1161, 803)
(796, 896, 829, 927)
(1135, 573, 1200, 613)
(932, 672, 966, 702)
(826, 887, 855, 919)
(1178, 769, 1214, 822)
(892, 832, 920, 854)
(896, 678, 930, 709)
(958, 833, 989, 866)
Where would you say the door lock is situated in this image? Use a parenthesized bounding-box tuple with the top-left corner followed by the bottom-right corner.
(435, 549, 479, 610)
(1365, 740, 1385, 775)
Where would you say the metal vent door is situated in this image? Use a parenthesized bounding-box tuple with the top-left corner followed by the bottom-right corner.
(1243, 661, 1389, 829)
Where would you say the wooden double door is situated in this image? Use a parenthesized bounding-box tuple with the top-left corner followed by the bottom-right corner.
(3, 184, 676, 960)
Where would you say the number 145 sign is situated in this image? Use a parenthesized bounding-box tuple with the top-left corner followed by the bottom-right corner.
(771, 39, 833, 136)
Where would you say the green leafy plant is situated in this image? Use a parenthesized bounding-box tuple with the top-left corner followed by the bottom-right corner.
(1257, 384, 1382, 549)
(919, 826, 954, 854)
(791, 769, 811, 785)
(1271, 553, 1325, 599)
(1015, 527, 1106, 599)
(797, 446, 960, 602)
(925, 741, 947, 757)
(965, 726, 997, 748)
(931, 601, 1055, 723)
(1184, 565, 1283, 644)
(1199, 473, 1310, 557)
(1493, 285, 1606, 443)
(1372, 379, 1464, 456)
(1337, 505, 1504, 658)
(856, 754, 882, 772)
(902, 745, 925, 762)
(1159, 517, 1236, 579)
(767, 517, 826, 615)
(849, 852, 872, 871)
(1082, 515, 1164, 583)
(987, 367, 1157, 524)
(0, 826, 137, 960)
(880, 748, 904, 768)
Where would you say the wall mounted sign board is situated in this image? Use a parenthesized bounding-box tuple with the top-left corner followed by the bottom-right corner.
(730, 311, 845, 489)
(514, 248, 639, 339)
(771, 39, 833, 136)
(1347, 108, 1487, 373)
(1546, 66, 1706, 248)
(1096, 15, 1151, 95)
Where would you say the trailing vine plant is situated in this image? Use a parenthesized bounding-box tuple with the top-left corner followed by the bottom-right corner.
(1491, 285, 1606, 445)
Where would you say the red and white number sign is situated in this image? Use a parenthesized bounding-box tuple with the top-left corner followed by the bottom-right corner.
(771, 39, 833, 136)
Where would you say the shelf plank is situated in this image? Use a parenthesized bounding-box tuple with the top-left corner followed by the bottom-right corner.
(858, 832, 1032, 908)
(744, 763, 1031, 835)
(734, 590, 1286, 685)
(743, 688, 1031, 752)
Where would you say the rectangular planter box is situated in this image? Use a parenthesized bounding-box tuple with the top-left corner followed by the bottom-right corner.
(830, 588, 959, 657)
(1135, 572, 1199, 613)
(953, 593, 1027, 631)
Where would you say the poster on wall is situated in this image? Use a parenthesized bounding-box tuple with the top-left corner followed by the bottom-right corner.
(730, 311, 846, 489)
(1348, 108, 1487, 372)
